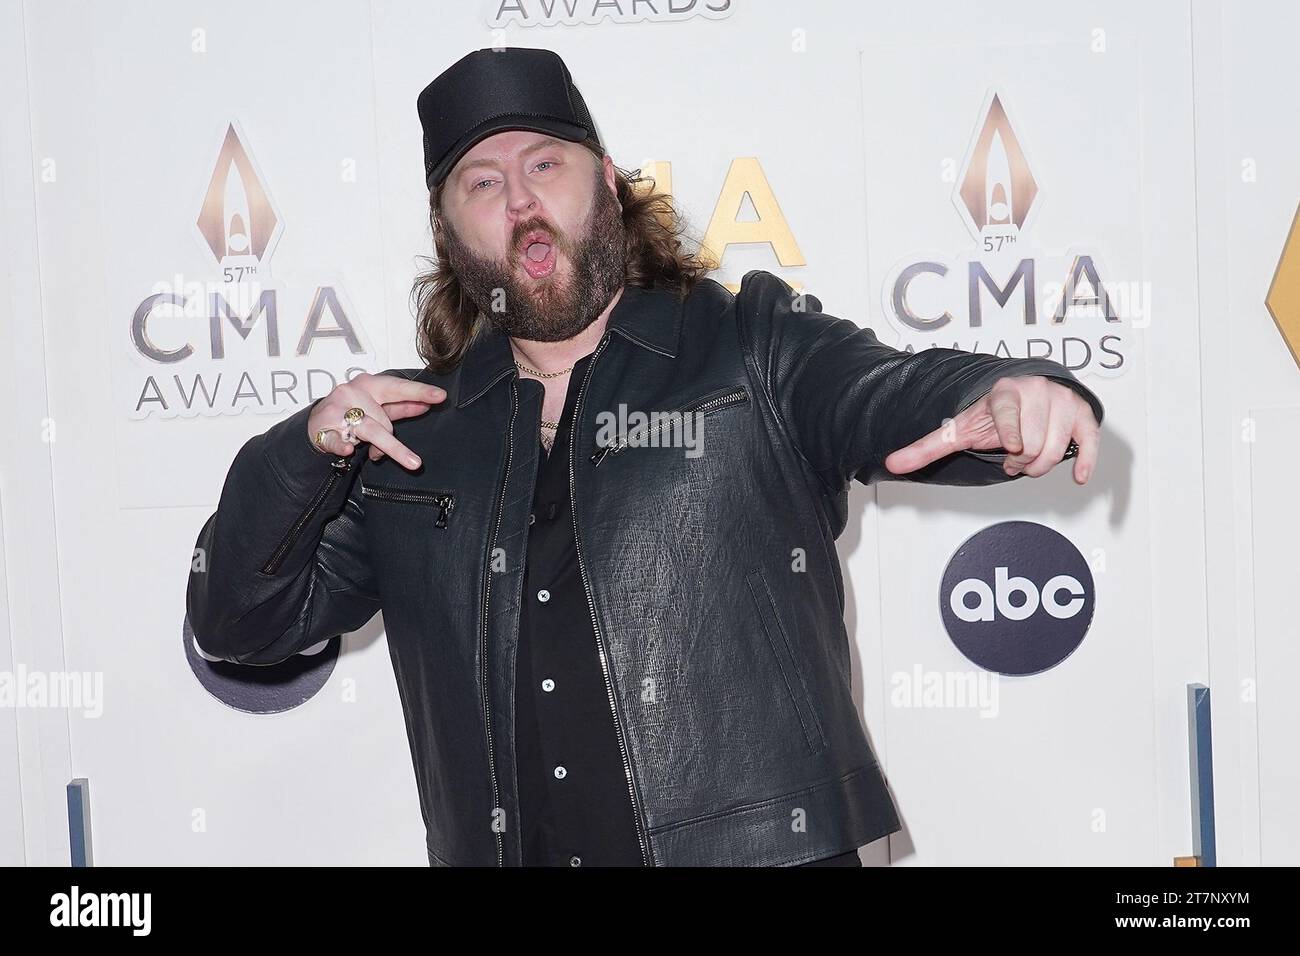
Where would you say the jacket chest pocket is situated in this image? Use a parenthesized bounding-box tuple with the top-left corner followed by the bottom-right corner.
(589, 384, 750, 467)
(361, 482, 456, 528)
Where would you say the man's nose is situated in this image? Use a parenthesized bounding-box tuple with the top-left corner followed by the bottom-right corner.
(505, 177, 540, 217)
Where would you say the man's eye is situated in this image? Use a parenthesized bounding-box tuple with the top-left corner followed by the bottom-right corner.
(472, 162, 552, 191)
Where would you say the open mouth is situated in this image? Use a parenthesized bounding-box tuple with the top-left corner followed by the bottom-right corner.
(518, 230, 557, 279)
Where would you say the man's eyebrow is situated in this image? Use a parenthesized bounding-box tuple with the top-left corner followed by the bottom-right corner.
(456, 137, 568, 184)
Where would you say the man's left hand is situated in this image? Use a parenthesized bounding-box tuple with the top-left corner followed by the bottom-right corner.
(882, 376, 1101, 484)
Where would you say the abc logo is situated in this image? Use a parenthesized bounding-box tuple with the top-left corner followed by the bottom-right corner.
(939, 521, 1094, 675)
(950, 567, 1086, 622)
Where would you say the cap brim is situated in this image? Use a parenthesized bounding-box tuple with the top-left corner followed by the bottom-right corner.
(428, 116, 591, 190)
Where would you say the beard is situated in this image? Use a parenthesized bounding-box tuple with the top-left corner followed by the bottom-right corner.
(440, 167, 626, 342)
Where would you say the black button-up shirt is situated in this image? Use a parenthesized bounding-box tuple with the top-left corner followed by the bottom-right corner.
(513, 350, 861, 868)
(515, 352, 644, 867)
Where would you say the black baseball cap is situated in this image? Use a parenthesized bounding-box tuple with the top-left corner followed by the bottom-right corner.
(417, 47, 602, 191)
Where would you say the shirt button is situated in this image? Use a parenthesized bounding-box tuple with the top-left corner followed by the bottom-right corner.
(569, 855, 582, 867)
(528, 512, 535, 525)
(537, 589, 550, 603)
(541, 678, 555, 692)
(553, 765, 566, 779)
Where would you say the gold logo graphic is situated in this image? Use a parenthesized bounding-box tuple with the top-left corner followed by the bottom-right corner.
(1265, 203, 1300, 369)
(196, 122, 281, 266)
(956, 92, 1039, 237)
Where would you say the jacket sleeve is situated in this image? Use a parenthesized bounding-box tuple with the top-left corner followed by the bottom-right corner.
(736, 270, 1105, 492)
(185, 395, 382, 666)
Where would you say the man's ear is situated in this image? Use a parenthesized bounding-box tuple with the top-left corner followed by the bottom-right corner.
(602, 154, 620, 207)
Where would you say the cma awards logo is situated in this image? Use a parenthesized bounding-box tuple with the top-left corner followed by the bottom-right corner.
(126, 119, 377, 420)
(882, 89, 1139, 378)
(939, 521, 1096, 676)
(486, 0, 733, 28)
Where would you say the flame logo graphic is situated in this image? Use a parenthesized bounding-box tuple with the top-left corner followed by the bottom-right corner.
(196, 123, 280, 264)
(957, 93, 1038, 236)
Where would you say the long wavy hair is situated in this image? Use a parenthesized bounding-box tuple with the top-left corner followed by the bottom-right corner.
(409, 137, 716, 373)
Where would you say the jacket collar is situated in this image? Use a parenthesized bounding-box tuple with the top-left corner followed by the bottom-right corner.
(455, 283, 684, 408)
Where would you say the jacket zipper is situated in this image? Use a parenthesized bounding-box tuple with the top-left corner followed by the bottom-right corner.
(571, 332, 654, 865)
(590, 385, 749, 467)
(260, 456, 353, 575)
(479, 378, 518, 867)
(361, 484, 455, 528)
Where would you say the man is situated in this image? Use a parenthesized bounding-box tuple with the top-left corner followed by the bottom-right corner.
(187, 47, 1104, 867)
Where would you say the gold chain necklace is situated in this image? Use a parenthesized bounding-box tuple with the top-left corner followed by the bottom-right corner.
(515, 355, 572, 433)
(514, 359, 573, 379)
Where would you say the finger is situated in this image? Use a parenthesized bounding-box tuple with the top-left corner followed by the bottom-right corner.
(362, 373, 446, 406)
(382, 400, 439, 422)
(338, 383, 433, 466)
(989, 386, 1024, 455)
(312, 427, 356, 459)
(1022, 398, 1073, 478)
(1072, 412, 1101, 484)
(1002, 388, 1048, 476)
(883, 418, 969, 474)
(333, 390, 397, 462)
(351, 417, 422, 470)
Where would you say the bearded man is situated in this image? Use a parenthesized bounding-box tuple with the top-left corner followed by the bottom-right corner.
(188, 46, 1105, 868)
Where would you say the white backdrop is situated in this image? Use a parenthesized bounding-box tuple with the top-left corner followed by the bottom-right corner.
(0, 0, 1294, 865)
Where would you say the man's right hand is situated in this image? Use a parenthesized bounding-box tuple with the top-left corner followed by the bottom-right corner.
(308, 372, 447, 470)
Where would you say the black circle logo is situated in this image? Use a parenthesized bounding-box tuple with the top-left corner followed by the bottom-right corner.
(939, 521, 1095, 676)
(182, 615, 339, 714)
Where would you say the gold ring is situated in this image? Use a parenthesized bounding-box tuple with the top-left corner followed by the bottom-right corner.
(314, 427, 337, 448)
(340, 407, 365, 444)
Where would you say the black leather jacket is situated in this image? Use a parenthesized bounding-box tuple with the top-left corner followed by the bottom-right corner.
(186, 269, 1104, 867)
